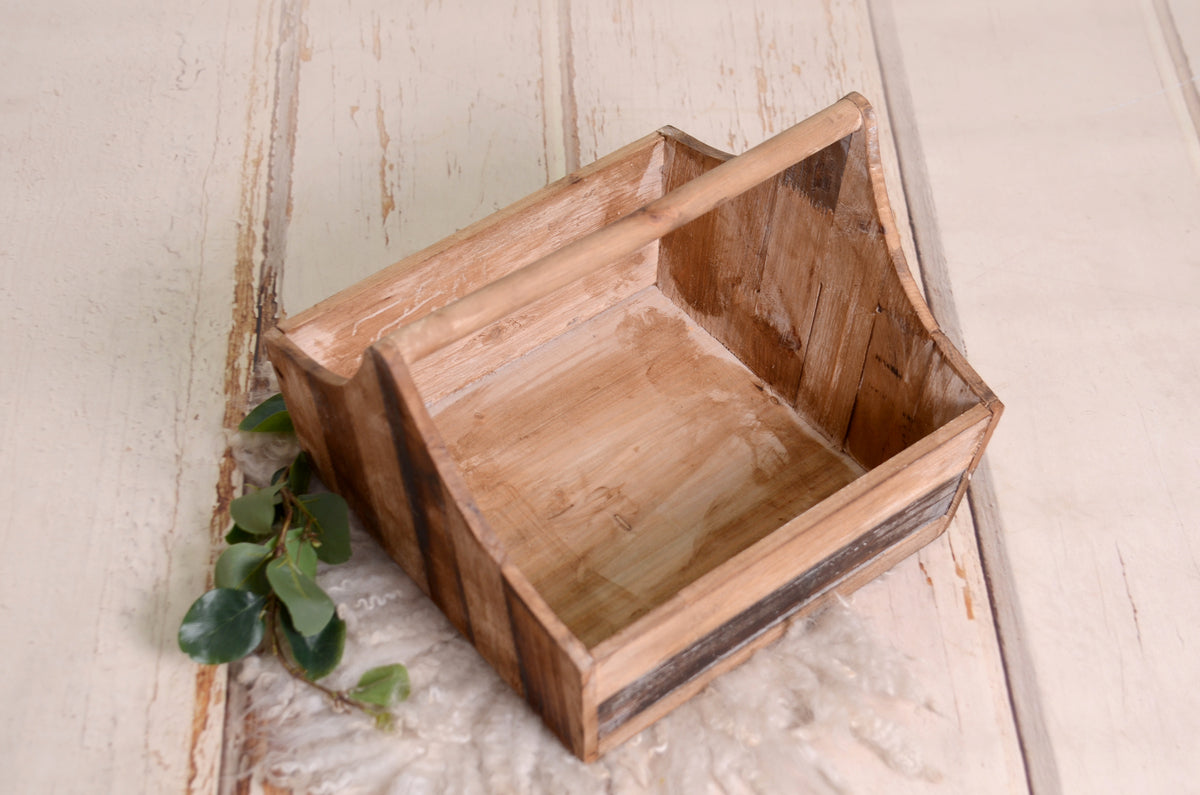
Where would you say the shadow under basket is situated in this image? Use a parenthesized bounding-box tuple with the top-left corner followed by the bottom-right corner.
(265, 92, 1002, 761)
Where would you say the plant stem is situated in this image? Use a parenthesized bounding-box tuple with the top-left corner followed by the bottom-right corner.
(275, 496, 294, 553)
(265, 600, 390, 724)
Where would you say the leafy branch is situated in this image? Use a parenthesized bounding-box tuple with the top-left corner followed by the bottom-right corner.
(179, 393, 409, 728)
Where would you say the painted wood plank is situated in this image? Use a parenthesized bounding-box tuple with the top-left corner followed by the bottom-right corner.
(0, 2, 280, 792)
(227, 0, 554, 788)
(564, 1, 1028, 792)
(279, 0, 553, 317)
(887, 0, 1200, 791)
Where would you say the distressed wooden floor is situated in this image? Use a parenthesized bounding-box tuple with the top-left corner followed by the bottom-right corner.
(2, 1, 1197, 792)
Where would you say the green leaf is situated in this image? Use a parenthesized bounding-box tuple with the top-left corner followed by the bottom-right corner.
(283, 527, 319, 578)
(229, 483, 283, 537)
(300, 492, 352, 564)
(214, 542, 273, 594)
(225, 525, 257, 545)
(266, 549, 334, 636)
(238, 393, 294, 433)
(281, 612, 345, 680)
(287, 451, 312, 495)
(348, 664, 410, 707)
(178, 589, 266, 664)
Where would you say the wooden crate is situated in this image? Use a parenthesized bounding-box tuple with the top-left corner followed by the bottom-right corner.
(265, 93, 1002, 761)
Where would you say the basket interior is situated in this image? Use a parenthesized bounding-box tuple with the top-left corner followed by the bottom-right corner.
(415, 130, 983, 647)
(428, 286, 863, 647)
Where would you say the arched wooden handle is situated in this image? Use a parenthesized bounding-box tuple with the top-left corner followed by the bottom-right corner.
(392, 95, 864, 362)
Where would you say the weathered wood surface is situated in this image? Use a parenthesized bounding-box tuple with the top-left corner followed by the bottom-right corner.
(15, 0, 1194, 791)
(886, 0, 1200, 792)
(0, 1, 281, 792)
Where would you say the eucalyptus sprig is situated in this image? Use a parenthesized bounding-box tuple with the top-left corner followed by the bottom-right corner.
(179, 393, 409, 728)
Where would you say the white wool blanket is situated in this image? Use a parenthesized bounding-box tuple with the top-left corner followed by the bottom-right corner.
(225, 432, 941, 794)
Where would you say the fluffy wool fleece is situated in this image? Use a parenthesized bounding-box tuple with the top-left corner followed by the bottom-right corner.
(225, 430, 943, 795)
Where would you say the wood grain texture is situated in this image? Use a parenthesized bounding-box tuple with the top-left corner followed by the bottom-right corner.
(0, 2, 280, 792)
(889, 0, 1200, 791)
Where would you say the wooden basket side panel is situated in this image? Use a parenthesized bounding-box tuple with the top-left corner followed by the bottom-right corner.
(284, 134, 666, 380)
(597, 474, 961, 750)
(592, 405, 993, 705)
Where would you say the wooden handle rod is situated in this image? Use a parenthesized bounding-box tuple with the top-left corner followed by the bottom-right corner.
(392, 96, 864, 362)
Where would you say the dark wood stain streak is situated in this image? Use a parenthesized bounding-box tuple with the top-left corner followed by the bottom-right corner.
(782, 135, 850, 214)
(504, 580, 582, 755)
(597, 475, 962, 738)
(839, 306, 883, 456)
(372, 348, 472, 639)
(503, 584, 532, 702)
(445, 507, 476, 644)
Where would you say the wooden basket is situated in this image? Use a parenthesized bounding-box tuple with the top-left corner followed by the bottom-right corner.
(265, 93, 1002, 761)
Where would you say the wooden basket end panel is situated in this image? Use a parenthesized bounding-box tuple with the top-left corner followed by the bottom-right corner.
(370, 336, 606, 751)
(503, 576, 599, 761)
(275, 324, 604, 760)
(839, 91, 1004, 411)
(652, 108, 901, 447)
(653, 98, 998, 473)
(263, 327, 347, 495)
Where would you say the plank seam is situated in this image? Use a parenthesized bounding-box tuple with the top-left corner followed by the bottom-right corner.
(557, 0, 581, 173)
(1146, 0, 1200, 177)
(864, 2, 1059, 793)
(251, 0, 304, 389)
(217, 2, 305, 792)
